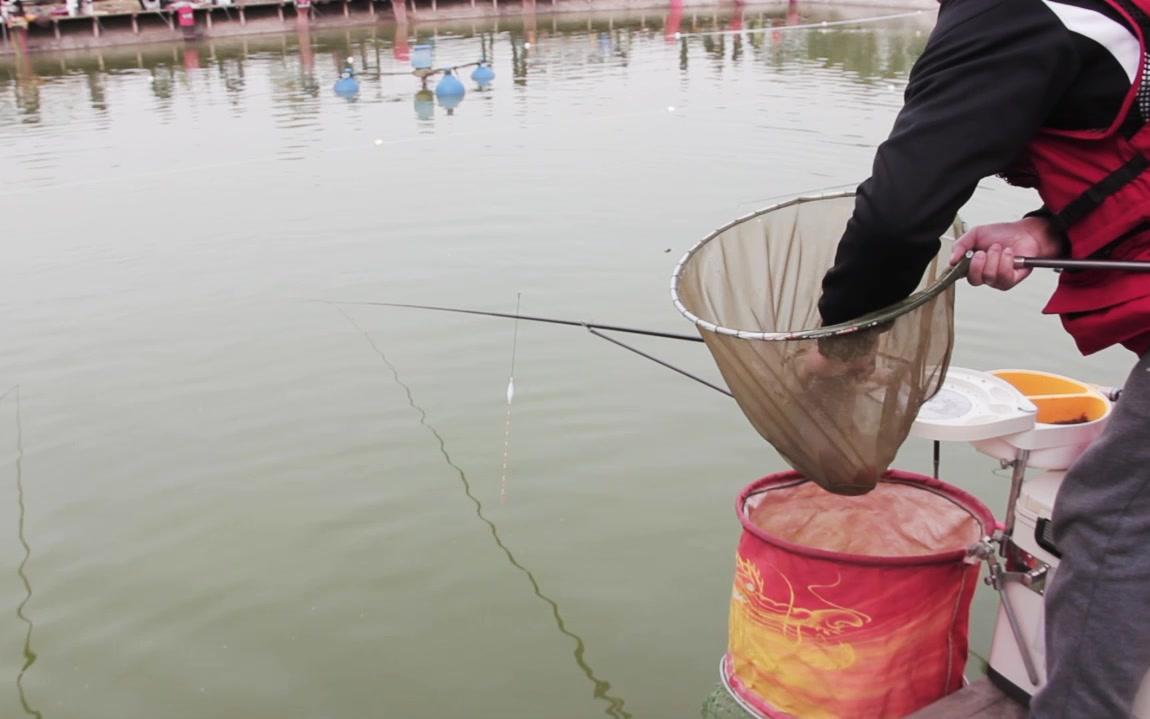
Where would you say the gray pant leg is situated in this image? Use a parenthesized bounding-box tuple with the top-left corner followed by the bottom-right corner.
(1031, 352, 1150, 719)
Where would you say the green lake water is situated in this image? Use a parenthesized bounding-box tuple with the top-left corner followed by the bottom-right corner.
(0, 5, 1137, 717)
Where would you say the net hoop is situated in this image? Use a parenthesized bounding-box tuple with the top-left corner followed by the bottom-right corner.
(670, 192, 970, 341)
(736, 470, 997, 567)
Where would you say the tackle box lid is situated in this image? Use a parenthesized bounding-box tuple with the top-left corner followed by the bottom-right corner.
(911, 367, 1038, 443)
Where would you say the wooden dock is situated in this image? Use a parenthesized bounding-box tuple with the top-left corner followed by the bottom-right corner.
(1, 0, 571, 54)
(908, 678, 1027, 719)
(703, 677, 1028, 718)
(3, 0, 390, 55)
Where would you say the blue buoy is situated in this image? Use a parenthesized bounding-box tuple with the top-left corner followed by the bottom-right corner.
(411, 44, 434, 71)
(333, 65, 359, 98)
(334, 77, 359, 98)
(435, 69, 465, 98)
(471, 62, 495, 86)
(438, 91, 464, 114)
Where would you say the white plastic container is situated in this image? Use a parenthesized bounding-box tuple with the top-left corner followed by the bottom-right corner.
(916, 367, 1145, 715)
(987, 472, 1150, 718)
(911, 367, 1036, 443)
(971, 369, 1111, 470)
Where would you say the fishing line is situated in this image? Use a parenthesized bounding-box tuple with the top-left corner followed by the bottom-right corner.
(586, 328, 732, 397)
(324, 299, 731, 398)
(736, 182, 858, 209)
(1, 386, 40, 719)
(325, 300, 704, 342)
(331, 307, 631, 719)
(499, 293, 521, 504)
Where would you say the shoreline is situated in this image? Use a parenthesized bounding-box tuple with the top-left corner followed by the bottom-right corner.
(1, 0, 935, 55)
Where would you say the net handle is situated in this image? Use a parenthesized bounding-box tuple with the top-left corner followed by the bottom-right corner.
(670, 192, 970, 341)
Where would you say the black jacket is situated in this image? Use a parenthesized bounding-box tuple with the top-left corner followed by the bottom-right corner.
(818, 0, 1134, 325)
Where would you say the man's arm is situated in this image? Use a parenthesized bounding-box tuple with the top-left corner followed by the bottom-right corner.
(818, 0, 1079, 325)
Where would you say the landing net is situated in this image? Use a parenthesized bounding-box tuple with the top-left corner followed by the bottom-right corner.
(672, 193, 966, 495)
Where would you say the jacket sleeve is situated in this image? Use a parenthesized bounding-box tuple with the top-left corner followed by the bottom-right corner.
(817, 0, 1080, 325)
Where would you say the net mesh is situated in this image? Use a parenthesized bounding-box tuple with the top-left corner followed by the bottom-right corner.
(673, 193, 964, 496)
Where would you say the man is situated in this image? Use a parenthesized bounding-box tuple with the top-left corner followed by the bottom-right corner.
(815, 0, 1150, 715)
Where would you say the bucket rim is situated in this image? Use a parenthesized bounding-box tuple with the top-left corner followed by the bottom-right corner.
(736, 469, 997, 566)
(719, 654, 788, 719)
(669, 192, 969, 341)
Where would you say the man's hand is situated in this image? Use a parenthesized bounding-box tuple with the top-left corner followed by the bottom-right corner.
(949, 216, 1065, 290)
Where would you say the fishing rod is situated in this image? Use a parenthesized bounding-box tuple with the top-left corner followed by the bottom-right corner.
(1015, 257, 1150, 272)
(337, 252, 1150, 399)
(329, 301, 705, 343)
(587, 327, 733, 397)
(326, 300, 733, 397)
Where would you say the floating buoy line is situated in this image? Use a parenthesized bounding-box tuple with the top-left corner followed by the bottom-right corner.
(9, 10, 937, 196)
(330, 8, 924, 107)
(675, 9, 927, 39)
(335, 38, 497, 113)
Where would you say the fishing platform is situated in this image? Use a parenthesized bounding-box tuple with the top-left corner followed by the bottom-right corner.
(1, 0, 791, 54)
(4, 0, 437, 54)
(910, 679, 1025, 718)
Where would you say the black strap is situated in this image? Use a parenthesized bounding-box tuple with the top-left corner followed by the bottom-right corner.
(1052, 154, 1150, 232)
(1085, 220, 1150, 259)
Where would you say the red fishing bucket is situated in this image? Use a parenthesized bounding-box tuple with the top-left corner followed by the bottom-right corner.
(722, 470, 995, 719)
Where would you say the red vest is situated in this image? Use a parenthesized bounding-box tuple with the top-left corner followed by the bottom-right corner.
(1003, 0, 1150, 355)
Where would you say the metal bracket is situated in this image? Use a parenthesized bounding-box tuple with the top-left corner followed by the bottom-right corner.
(969, 537, 1043, 687)
(1000, 566, 1049, 593)
(1002, 450, 1031, 539)
(1001, 540, 1051, 595)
